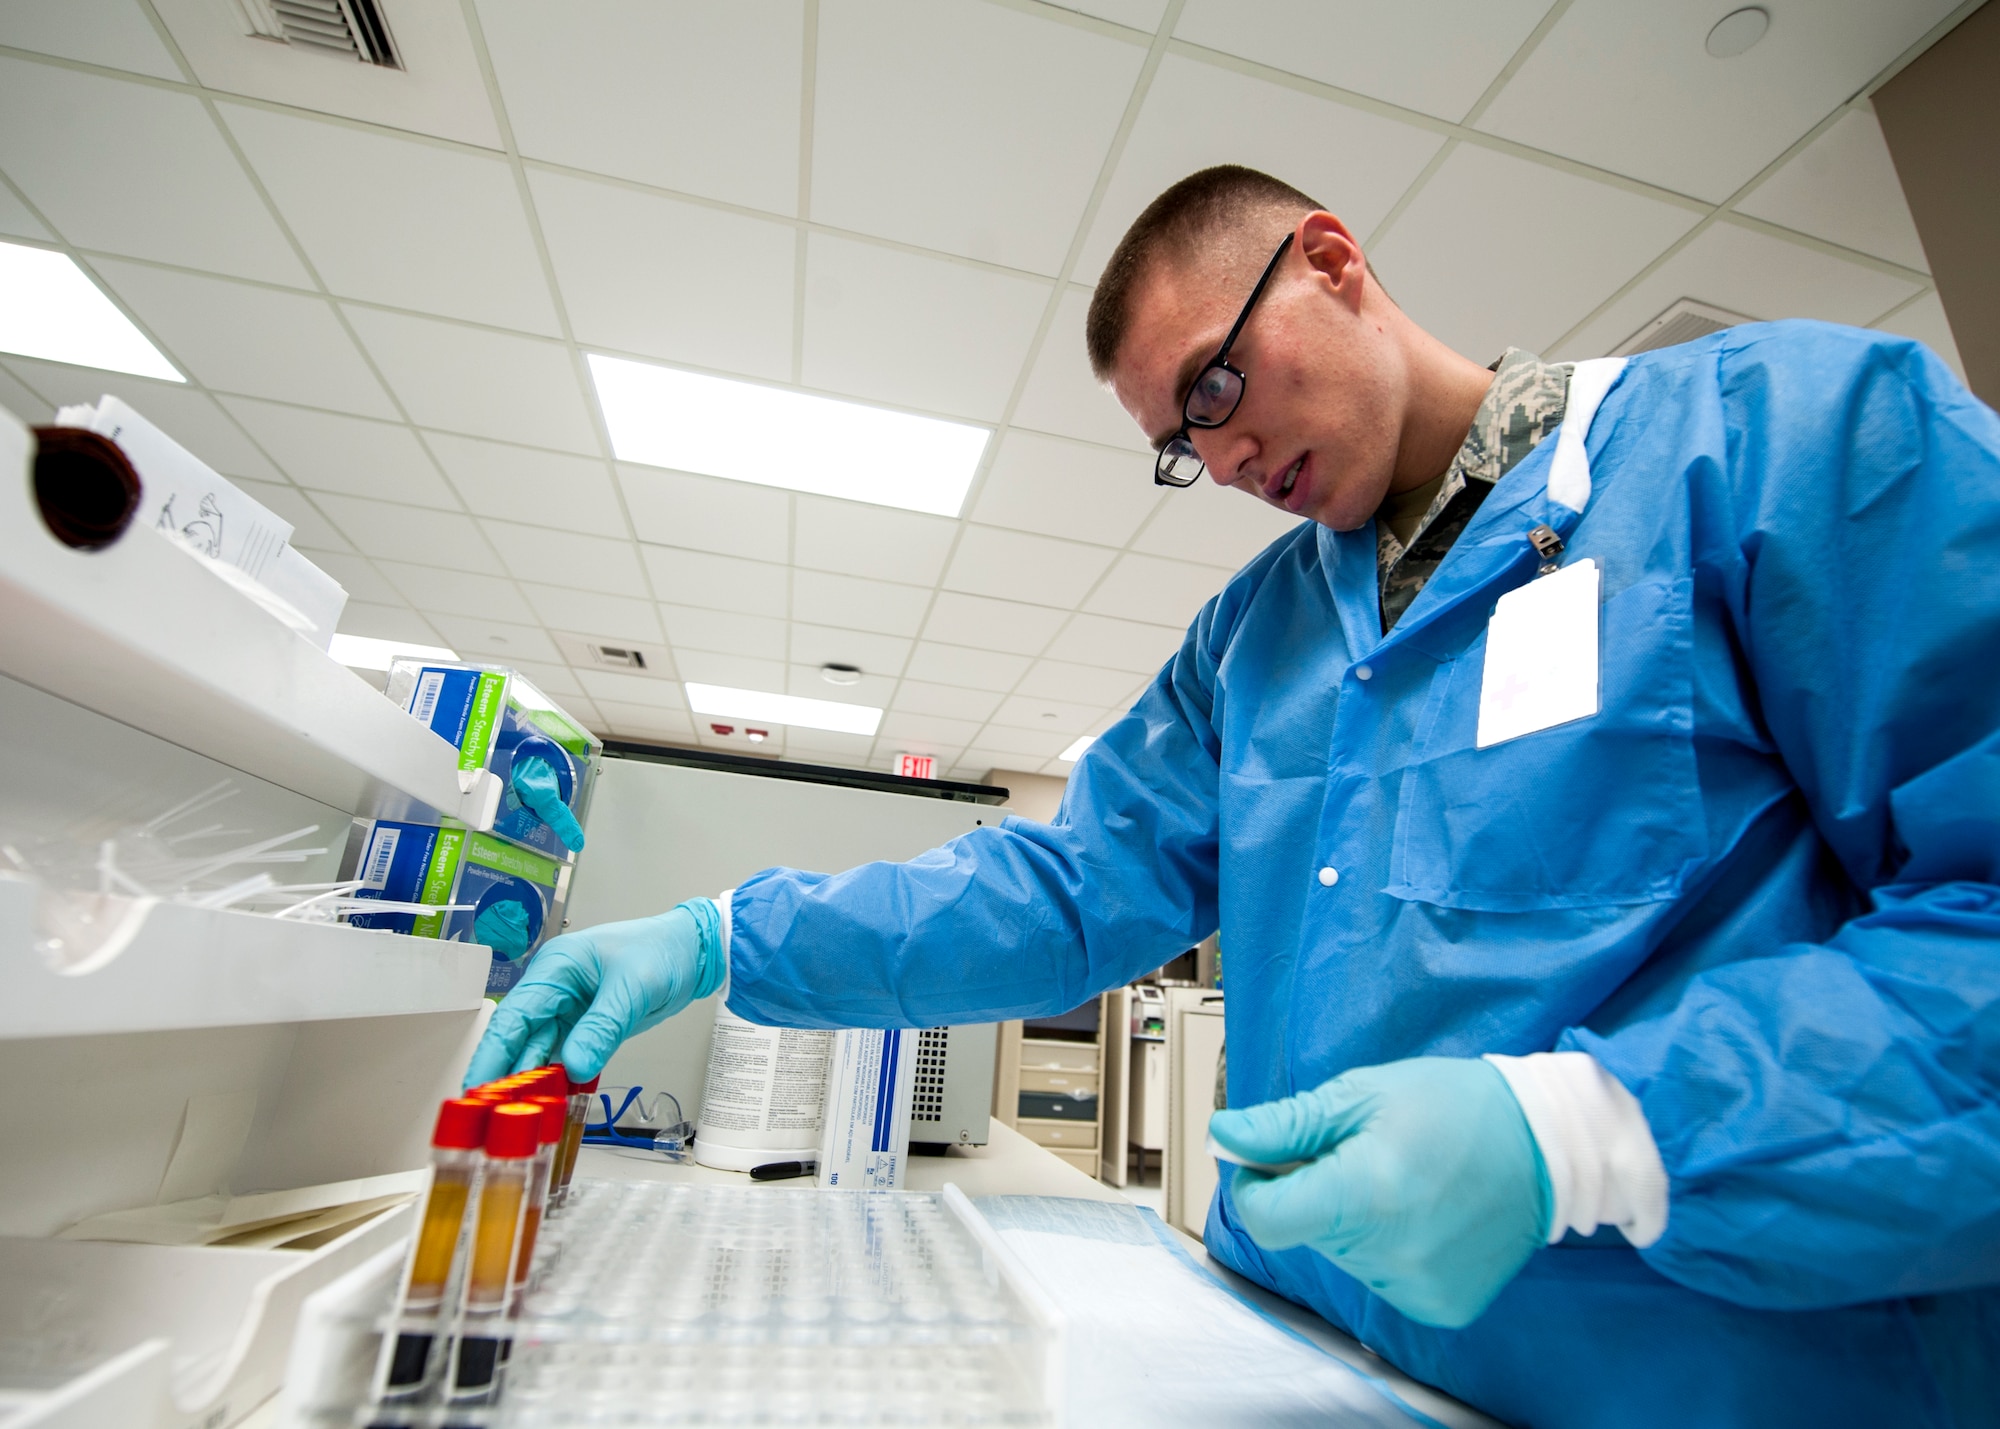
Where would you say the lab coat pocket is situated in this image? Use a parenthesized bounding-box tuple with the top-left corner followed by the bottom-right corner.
(1387, 573, 1706, 911)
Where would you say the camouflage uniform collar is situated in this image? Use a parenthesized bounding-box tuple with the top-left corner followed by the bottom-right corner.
(1375, 349, 1571, 631)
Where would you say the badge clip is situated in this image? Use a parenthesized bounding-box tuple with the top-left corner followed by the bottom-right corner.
(1528, 524, 1565, 576)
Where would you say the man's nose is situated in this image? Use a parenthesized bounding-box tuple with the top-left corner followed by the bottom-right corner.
(1191, 425, 1254, 488)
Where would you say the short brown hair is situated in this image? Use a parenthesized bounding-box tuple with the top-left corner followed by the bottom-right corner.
(1085, 165, 1321, 381)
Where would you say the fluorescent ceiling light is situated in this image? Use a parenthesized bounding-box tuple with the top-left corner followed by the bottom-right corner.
(0, 241, 182, 382)
(329, 634, 459, 672)
(589, 353, 987, 518)
(685, 682, 881, 737)
(1059, 735, 1095, 763)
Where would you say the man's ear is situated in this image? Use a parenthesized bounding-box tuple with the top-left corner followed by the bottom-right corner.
(1296, 210, 1365, 308)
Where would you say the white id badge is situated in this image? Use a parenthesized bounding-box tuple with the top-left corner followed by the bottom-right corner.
(1476, 558, 1600, 748)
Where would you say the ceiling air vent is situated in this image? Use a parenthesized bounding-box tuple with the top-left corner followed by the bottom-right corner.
(237, 0, 400, 67)
(588, 644, 647, 671)
(1613, 298, 1754, 357)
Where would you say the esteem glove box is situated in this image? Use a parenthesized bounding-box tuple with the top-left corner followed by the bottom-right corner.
(384, 659, 600, 862)
(343, 820, 568, 998)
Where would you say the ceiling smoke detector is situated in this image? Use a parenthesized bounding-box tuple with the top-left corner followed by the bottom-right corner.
(1612, 298, 1755, 358)
(236, 0, 401, 67)
(820, 663, 863, 687)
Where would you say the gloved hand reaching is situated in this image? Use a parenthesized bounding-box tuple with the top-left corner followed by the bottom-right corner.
(508, 754, 586, 852)
(462, 897, 725, 1087)
(1209, 1056, 1552, 1329)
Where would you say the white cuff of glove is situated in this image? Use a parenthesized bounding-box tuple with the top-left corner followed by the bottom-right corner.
(1485, 1051, 1669, 1248)
(715, 888, 733, 1003)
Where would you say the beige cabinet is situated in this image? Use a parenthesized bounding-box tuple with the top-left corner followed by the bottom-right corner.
(1164, 990, 1225, 1240)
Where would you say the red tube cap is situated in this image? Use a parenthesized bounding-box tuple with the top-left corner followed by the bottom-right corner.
(572, 1073, 601, 1094)
(529, 1095, 567, 1146)
(433, 1098, 491, 1150)
(486, 1102, 542, 1159)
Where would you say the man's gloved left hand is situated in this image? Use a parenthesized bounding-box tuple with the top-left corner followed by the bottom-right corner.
(1209, 1056, 1551, 1329)
(509, 754, 585, 852)
(462, 897, 724, 1087)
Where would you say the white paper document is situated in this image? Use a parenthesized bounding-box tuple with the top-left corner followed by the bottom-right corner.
(1476, 558, 1601, 749)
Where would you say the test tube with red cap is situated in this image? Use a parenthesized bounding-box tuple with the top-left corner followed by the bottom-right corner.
(448, 1101, 541, 1401)
(379, 1098, 489, 1397)
(553, 1073, 597, 1207)
(514, 1097, 567, 1290)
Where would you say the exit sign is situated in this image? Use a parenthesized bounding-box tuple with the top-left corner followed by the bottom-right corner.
(896, 753, 935, 780)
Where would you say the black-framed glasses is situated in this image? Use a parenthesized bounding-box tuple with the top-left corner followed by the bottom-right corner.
(1154, 232, 1295, 487)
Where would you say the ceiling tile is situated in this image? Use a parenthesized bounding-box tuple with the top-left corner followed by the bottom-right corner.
(593, 700, 696, 740)
(972, 724, 1076, 759)
(621, 466, 790, 563)
(314, 493, 502, 571)
(1555, 220, 1924, 362)
(789, 624, 912, 679)
(428, 614, 564, 666)
(0, 363, 51, 422)
(892, 680, 1001, 722)
(1083, 552, 1229, 626)
(335, 599, 440, 643)
(428, 432, 626, 536)
(878, 710, 984, 749)
(1078, 51, 1447, 278)
(901, 642, 1030, 693)
(1477, 0, 1959, 204)
(0, 0, 183, 79)
(1015, 659, 1146, 708)
(0, 181, 50, 241)
(0, 57, 307, 283)
(784, 663, 896, 708)
(675, 650, 788, 692)
(3, 358, 280, 478)
(793, 496, 958, 585)
(219, 104, 558, 335)
(812, 0, 1143, 274)
(1045, 0, 1166, 29)
(221, 398, 460, 507)
(1013, 286, 1148, 452)
(529, 168, 795, 382)
(1174, 0, 1548, 121)
(1873, 292, 1965, 385)
(642, 545, 788, 619)
(378, 562, 539, 624)
(1043, 611, 1183, 673)
(578, 670, 688, 710)
(659, 604, 790, 662)
(294, 549, 397, 606)
(973, 429, 1159, 546)
(789, 570, 933, 638)
(343, 307, 599, 452)
(232, 478, 351, 552)
(1132, 480, 1303, 568)
(520, 583, 664, 643)
(943, 525, 1115, 608)
(94, 260, 395, 416)
(482, 521, 647, 596)
(1736, 107, 1930, 272)
(1371, 144, 1699, 362)
(922, 592, 1066, 656)
(801, 233, 1048, 422)
(501, 659, 587, 700)
(475, 0, 802, 214)
(992, 693, 1105, 735)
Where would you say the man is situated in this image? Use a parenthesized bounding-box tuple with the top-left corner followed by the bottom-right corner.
(467, 167, 2000, 1426)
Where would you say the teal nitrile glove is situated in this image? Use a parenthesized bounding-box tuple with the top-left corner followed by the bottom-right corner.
(462, 897, 724, 1088)
(1210, 1056, 1552, 1329)
(509, 754, 585, 852)
(472, 899, 534, 960)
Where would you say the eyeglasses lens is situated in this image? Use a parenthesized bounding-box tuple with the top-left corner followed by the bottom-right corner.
(1185, 365, 1243, 427)
(1155, 436, 1203, 487)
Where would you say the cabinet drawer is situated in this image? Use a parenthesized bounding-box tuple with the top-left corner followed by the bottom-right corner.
(1048, 1147, 1099, 1176)
(1019, 1039, 1097, 1073)
(1019, 1118, 1098, 1150)
(1021, 1068, 1097, 1095)
(1019, 1091, 1098, 1121)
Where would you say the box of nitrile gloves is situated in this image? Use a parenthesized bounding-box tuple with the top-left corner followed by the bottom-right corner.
(344, 819, 568, 998)
(384, 660, 600, 863)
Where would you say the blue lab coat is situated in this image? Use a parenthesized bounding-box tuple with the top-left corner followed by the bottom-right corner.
(729, 322, 2000, 1427)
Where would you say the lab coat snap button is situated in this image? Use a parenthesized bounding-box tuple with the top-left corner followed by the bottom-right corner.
(1318, 867, 1339, 887)
(1354, 665, 1373, 681)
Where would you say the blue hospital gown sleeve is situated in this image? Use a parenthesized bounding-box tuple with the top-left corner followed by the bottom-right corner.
(1568, 327, 2000, 1309)
(721, 572, 1245, 1030)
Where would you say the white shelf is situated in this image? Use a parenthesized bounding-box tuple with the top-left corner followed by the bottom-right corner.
(0, 875, 490, 1040)
(0, 411, 500, 830)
